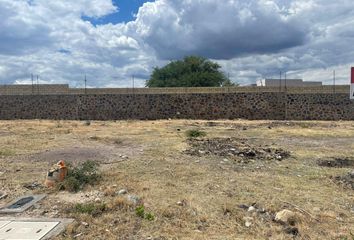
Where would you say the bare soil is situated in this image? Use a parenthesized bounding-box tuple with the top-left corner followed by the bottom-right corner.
(0, 120, 353, 240)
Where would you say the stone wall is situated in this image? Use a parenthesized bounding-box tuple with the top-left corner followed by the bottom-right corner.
(0, 93, 353, 120)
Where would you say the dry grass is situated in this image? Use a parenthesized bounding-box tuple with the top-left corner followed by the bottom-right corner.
(0, 119, 353, 240)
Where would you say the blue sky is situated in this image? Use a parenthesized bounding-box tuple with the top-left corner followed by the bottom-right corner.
(83, 0, 153, 25)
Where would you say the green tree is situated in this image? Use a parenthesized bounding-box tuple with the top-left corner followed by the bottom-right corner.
(146, 56, 236, 87)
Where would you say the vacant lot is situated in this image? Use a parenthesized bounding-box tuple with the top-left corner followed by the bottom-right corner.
(0, 120, 353, 240)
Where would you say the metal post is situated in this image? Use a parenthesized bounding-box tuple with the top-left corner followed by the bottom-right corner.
(37, 75, 39, 95)
(333, 70, 336, 94)
(279, 71, 282, 92)
(285, 72, 287, 92)
(84, 75, 87, 94)
(31, 74, 34, 94)
(132, 75, 135, 95)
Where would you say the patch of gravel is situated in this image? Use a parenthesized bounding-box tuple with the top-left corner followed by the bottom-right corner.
(318, 158, 354, 168)
(184, 138, 290, 162)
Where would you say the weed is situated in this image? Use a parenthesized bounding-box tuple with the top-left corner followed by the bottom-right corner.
(73, 203, 106, 216)
(0, 149, 15, 157)
(135, 205, 145, 218)
(145, 212, 155, 221)
(135, 205, 155, 221)
(60, 160, 101, 192)
(186, 129, 206, 138)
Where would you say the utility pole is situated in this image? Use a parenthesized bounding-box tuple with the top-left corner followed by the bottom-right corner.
(37, 75, 39, 95)
(132, 75, 135, 95)
(84, 75, 87, 94)
(284, 72, 287, 92)
(279, 71, 282, 92)
(31, 74, 34, 94)
(333, 70, 336, 93)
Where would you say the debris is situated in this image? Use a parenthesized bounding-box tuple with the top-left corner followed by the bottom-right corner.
(23, 181, 43, 190)
(45, 160, 68, 188)
(117, 189, 128, 195)
(274, 210, 297, 225)
(248, 206, 256, 212)
(185, 138, 290, 162)
(81, 221, 89, 227)
(243, 217, 253, 228)
(74, 233, 83, 238)
(176, 200, 187, 207)
(0, 192, 8, 201)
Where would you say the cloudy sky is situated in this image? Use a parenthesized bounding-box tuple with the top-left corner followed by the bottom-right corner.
(0, 0, 353, 87)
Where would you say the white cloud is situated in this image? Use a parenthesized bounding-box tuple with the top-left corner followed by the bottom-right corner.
(0, 0, 353, 87)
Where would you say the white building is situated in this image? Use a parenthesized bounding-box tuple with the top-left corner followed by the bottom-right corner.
(256, 79, 322, 87)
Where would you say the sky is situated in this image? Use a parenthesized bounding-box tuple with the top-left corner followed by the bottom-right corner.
(0, 0, 353, 87)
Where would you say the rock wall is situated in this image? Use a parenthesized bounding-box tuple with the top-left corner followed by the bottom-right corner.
(0, 93, 353, 120)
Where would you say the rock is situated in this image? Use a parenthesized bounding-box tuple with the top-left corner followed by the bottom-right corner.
(127, 195, 141, 205)
(94, 197, 101, 203)
(223, 158, 229, 162)
(248, 206, 256, 212)
(245, 221, 252, 227)
(81, 222, 89, 227)
(117, 189, 128, 195)
(243, 217, 253, 228)
(275, 210, 297, 225)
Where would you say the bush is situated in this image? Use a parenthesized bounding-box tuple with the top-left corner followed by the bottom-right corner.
(60, 160, 101, 192)
(186, 130, 207, 138)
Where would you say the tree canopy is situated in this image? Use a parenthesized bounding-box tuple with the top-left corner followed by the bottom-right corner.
(146, 56, 236, 87)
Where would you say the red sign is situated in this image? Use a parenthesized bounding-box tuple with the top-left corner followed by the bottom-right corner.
(352, 67, 354, 84)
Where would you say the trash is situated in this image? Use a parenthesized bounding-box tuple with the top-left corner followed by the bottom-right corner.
(0, 192, 8, 201)
(23, 181, 43, 190)
(44, 160, 68, 188)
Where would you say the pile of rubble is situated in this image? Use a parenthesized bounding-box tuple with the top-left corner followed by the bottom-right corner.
(185, 138, 290, 162)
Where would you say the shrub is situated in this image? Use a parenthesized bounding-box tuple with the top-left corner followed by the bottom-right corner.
(60, 160, 101, 192)
(186, 130, 206, 138)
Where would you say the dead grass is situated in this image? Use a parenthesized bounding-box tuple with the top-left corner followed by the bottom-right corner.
(0, 120, 353, 239)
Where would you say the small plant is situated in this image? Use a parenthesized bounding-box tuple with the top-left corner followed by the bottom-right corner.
(60, 160, 101, 192)
(135, 205, 155, 221)
(145, 212, 155, 221)
(186, 129, 207, 138)
(73, 203, 106, 216)
(135, 205, 145, 218)
(0, 149, 15, 157)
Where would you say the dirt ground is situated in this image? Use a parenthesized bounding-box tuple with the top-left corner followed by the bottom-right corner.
(0, 119, 353, 240)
